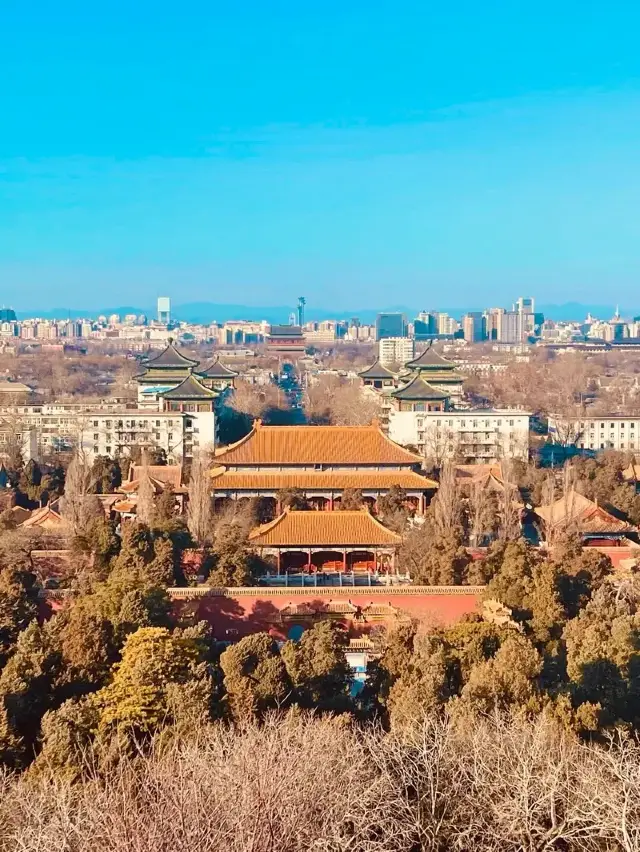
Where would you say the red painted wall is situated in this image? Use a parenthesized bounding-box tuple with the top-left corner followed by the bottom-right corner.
(171, 588, 482, 641)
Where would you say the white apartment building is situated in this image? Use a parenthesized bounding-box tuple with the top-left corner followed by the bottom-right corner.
(378, 337, 415, 366)
(388, 409, 530, 463)
(78, 411, 198, 465)
(0, 422, 38, 463)
(549, 415, 640, 452)
(0, 402, 214, 465)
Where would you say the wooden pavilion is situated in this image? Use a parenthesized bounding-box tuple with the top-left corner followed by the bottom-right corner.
(248, 508, 402, 573)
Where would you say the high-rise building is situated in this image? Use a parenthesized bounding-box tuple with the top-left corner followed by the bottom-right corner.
(157, 297, 171, 325)
(376, 312, 407, 340)
(514, 296, 534, 314)
(462, 312, 485, 343)
(496, 311, 521, 344)
(414, 312, 437, 339)
(378, 336, 415, 365)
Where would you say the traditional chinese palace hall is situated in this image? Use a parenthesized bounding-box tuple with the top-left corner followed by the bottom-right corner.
(209, 420, 437, 514)
(248, 508, 402, 573)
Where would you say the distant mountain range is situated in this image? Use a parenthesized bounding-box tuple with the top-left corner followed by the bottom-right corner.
(16, 301, 640, 324)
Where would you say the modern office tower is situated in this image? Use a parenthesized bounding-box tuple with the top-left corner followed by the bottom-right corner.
(514, 296, 534, 314)
(376, 312, 407, 340)
(157, 297, 171, 325)
(414, 311, 437, 338)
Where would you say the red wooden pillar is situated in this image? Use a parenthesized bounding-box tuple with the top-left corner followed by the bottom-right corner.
(343, 549, 347, 572)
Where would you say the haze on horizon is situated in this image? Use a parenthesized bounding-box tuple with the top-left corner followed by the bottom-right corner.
(2, 1, 640, 313)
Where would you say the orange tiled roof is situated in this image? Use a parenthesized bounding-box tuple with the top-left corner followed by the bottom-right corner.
(209, 466, 436, 491)
(127, 465, 183, 488)
(214, 421, 422, 465)
(248, 509, 402, 547)
(622, 461, 640, 482)
(21, 505, 69, 529)
(534, 491, 633, 534)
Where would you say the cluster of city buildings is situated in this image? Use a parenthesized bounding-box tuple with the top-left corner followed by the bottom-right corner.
(0, 343, 237, 465)
(358, 343, 530, 463)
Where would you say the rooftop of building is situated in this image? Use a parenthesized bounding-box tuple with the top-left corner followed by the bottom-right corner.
(141, 341, 199, 369)
(357, 360, 397, 380)
(213, 420, 424, 466)
(210, 466, 437, 490)
(161, 374, 218, 400)
(390, 375, 450, 401)
(534, 490, 633, 533)
(405, 341, 457, 370)
(198, 357, 239, 378)
(267, 325, 304, 337)
(248, 508, 402, 547)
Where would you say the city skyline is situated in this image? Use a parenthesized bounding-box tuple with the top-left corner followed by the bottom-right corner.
(4, 2, 640, 308)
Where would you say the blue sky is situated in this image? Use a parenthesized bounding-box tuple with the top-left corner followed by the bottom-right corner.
(2, 0, 640, 313)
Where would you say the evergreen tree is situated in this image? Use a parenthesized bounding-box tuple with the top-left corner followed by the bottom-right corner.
(0, 623, 60, 768)
(36, 694, 100, 778)
(208, 523, 263, 586)
(220, 633, 291, 722)
(97, 627, 208, 747)
(0, 567, 38, 667)
(281, 622, 352, 711)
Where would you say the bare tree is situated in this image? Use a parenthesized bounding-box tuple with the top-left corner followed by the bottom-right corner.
(467, 480, 498, 546)
(60, 452, 98, 536)
(135, 455, 155, 526)
(431, 461, 462, 535)
(422, 423, 460, 469)
(497, 460, 521, 542)
(187, 449, 214, 545)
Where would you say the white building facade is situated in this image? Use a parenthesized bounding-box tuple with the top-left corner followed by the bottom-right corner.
(378, 337, 415, 366)
(549, 415, 640, 452)
(388, 409, 530, 463)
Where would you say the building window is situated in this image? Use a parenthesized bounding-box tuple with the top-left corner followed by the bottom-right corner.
(93, 420, 99, 427)
(600, 443, 605, 449)
(621, 423, 625, 429)
(611, 423, 615, 429)
(106, 446, 112, 454)
(509, 420, 514, 427)
(621, 443, 625, 449)
(156, 420, 161, 427)
(168, 433, 173, 441)
(93, 433, 99, 440)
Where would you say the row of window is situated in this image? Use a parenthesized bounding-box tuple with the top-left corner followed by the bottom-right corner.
(91, 419, 176, 428)
(581, 422, 636, 429)
(94, 433, 174, 442)
(417, 418, 519, 429)
(580, 442, 636, 450)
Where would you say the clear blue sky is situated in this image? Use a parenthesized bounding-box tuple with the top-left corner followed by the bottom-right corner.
(2, 0, 640, 313)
